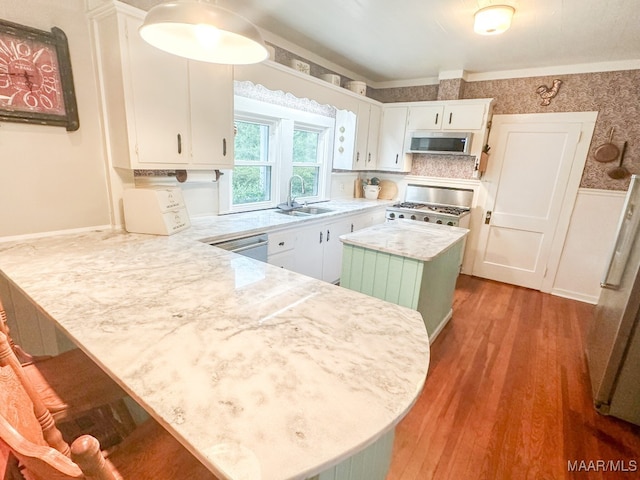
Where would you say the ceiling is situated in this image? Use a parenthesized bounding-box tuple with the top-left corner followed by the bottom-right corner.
(132, 0, 640, 86)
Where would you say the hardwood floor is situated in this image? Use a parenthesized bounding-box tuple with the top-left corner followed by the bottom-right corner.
(388, 275, 640, 480)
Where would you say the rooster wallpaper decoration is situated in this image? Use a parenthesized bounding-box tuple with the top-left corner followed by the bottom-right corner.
(536, 79, 563, 106)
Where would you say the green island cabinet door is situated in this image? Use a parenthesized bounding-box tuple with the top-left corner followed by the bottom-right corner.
(340, 241, 463, 341)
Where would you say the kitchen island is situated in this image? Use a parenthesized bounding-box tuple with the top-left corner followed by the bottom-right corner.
(0, 223, 429, 480)
(340, 220, 469, 342)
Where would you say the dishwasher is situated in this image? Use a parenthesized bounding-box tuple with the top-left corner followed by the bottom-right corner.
(210, 233, 269, 262)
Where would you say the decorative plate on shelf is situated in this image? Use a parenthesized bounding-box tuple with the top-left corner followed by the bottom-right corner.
(289, 59, 310, 75)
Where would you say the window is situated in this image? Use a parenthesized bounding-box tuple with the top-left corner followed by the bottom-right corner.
(219, 95, 335, 214)
(233, 120, 272, 205)
(292, 127, 321, 197)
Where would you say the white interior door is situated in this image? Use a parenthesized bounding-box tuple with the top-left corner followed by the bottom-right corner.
(473, 116, 585, 290)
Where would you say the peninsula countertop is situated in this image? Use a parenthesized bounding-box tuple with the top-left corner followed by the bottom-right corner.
(0, 217, 429, 480)
(339, 219, 469, 261)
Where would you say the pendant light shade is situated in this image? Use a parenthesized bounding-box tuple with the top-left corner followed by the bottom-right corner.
(474, 5, 515, 35)
(139, 1, 268, 64)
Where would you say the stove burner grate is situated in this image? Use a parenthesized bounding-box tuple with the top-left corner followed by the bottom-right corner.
(393, 202, 426, 209)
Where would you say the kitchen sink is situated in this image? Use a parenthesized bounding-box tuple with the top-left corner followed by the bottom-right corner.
(276, 206, 334, 216)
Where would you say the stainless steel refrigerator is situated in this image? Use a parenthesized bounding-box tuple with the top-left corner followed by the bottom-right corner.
(586, 175, 640, 426)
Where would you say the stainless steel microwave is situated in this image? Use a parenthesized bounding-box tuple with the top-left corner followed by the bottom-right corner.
(406, 131, 472, 155)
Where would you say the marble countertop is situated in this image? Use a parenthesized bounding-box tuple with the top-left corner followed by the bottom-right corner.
(178, 198, 393, 244)
(0, 203, 429, 480)
(339, 220, 469, 261)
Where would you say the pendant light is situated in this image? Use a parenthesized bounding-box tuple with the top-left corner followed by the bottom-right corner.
(474, 5, 515, 35)
(139, 0, 268, 64)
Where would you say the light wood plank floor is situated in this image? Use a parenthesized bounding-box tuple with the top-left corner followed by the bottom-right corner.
(388, 275, 640, 480)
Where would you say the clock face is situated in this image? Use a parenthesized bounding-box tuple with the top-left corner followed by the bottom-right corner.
(0, 33, 66, 115)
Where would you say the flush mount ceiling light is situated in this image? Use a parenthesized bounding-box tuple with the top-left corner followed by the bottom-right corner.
(474, 5, 515, 35)
(139, 0, 268, 64)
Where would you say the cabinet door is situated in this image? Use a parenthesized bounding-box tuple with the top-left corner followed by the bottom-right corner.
(294, 224, 325, 279)
(407, 105, 444, 130)
(442, 103, 487, 130)
(189, 63, 234, 168)
(365, 104, 381, 169)
(349, 208, 387, 232)
(354, 102, 370, 171)
(371, 207, 387, 225)
(333, 109, 358, 170)
(268, 251, 297, 270)
(377, 106, 411, 172)
(322, 218, 353, 284)
(124, 15, 189, 166)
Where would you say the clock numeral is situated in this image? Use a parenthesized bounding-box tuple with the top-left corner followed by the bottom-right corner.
(39, 93, 54, 110)
(39, 63, 55, 74)
(23, 91, 38, 108)
(22, 91, 54, 110)
(42, 76, 59, 94)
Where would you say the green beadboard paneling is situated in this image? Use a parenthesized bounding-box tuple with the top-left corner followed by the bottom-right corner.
(417, 242, 462, 336)
(370, 251, 390, 300)
(315, 429, 395, 480)
(341, 241, 464, 340)
(360, 249, 377, 295)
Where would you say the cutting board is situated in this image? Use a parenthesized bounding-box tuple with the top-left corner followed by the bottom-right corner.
(354, 178, 363, 198)
(378, 180, 398, 200)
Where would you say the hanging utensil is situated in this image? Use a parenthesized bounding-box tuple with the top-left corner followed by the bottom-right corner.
(594, 127, 620, 163)
(607, 141, 630, 179)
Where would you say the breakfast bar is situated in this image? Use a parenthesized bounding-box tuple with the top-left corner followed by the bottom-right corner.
(0, 227, 429, 480)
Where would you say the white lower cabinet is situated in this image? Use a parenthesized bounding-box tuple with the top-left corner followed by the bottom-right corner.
(267, 209, 386, 283)
(267, 229, 297, 271)
(268, 250, 297, 270)
(295, 218, 352, 284)
(349, 209, 387, 232)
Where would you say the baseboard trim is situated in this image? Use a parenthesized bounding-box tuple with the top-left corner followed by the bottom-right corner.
(551, 288, 599, 305)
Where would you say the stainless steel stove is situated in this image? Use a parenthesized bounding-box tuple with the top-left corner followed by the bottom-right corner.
(386, 184, 473, 228)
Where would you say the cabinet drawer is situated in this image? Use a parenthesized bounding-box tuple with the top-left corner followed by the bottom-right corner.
(268, 230, 297, 255)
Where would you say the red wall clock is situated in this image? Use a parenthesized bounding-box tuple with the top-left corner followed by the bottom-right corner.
(0, 19, 79, 131)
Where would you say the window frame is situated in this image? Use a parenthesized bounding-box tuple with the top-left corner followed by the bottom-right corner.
(230, 114, 278, 209)
(219, 95, 335, 214)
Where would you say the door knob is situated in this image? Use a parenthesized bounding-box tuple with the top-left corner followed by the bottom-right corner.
(485, 211, 492, 224)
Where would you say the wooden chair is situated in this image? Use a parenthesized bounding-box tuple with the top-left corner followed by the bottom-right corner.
(0, 296, 136, 442)
(0, 332, 218, 480)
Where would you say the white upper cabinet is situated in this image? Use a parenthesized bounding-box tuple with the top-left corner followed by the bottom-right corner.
(407, 100, 490, 132)
(406, 104, 443, 130)
(440, 103, 488, 130)
(189, 62, 234, 167)
(355, 101, 381, 170)
(123, 14, 189, 167)
(91, 4, 234, 171)
(332, 109, 357, 170)
(365, 103, 381, 169)
(333, 100, 381, 171)
(377, 105, 412, 172)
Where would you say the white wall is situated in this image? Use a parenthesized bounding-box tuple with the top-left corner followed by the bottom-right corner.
(0, 0, 111, 237)
(552, 188, 626, 304)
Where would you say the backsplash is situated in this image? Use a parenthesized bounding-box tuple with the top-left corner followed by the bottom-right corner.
(410, 155, 477, 179)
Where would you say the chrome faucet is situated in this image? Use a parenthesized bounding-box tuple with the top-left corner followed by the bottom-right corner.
(287, 175, 305, 207)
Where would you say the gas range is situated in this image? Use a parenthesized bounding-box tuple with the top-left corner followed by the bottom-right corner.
(386, 184, 473, 228)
